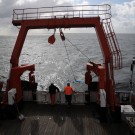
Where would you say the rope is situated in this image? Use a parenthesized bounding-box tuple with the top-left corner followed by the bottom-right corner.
(65, 37, 91, 62)
(65, 37, 98, 82)
(63, 37, 97, 82)
(60, 31, 96, 83)
(63, 41, 76, 81)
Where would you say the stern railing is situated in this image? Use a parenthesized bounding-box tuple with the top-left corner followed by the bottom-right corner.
(13, 4, 111, 21)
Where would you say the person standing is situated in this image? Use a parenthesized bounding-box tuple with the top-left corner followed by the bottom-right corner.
(0, 81, 3, 91)
(64, 83, 74, 105)
(49, 83, 60, 106)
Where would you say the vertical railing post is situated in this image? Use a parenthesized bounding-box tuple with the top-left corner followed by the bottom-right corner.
(82, 5, 83, 18)
(37, 8, 38, 19)
(67, 7, 68, 18)
(105, 5, 107, 19)
(52, 7, 54, 18)
(13, 10, 15, 21)
(17, 11, 18, 20)
(22, 9, 24, 20)
(98, 5, 99, 17)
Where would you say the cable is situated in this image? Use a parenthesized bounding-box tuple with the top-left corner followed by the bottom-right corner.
(65, 37, 91, 62)
(61, 31, 94, 83)
(63, 41, 77, 81)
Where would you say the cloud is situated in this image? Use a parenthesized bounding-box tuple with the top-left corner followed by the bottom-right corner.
(55, 0, 72, 5)
(16, 0, 38, 5)
(112, 1, 135, 18)
(111, 0, 135, 33)
(0, 0, 135, 35)
(55, 0, 89, 5)
(0, 0, 16, 18)
(0, 17, 18, 36)
(15, 0, 55, 7)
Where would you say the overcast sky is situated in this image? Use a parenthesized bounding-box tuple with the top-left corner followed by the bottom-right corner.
(0, 0, 135, 35)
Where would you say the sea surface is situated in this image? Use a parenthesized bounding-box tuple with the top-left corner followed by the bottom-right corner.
(0, 33, 135, 92)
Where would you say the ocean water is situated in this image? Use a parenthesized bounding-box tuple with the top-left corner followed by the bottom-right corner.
(0, 33, 135, 92)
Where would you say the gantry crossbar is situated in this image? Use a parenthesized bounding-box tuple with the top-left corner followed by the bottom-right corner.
(12, 4, 111, 25)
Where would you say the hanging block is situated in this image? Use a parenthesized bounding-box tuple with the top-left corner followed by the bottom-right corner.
(60, 31, 65, 41)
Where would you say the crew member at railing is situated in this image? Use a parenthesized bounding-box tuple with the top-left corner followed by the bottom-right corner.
(64, 82, 74, 106)
(0, 81, 3, 91)
(49, 83, 60, 106)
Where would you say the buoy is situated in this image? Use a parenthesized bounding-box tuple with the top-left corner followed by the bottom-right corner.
(48, 34, 56, 44)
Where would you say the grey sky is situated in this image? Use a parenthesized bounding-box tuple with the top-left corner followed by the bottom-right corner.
(0, 0, 135, 35)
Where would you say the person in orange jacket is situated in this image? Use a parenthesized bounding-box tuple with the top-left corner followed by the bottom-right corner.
(64, 82, 74, 105)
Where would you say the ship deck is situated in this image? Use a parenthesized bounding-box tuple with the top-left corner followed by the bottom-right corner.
(0, 102, 130, 135)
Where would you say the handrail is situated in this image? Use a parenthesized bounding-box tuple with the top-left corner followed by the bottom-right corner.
(12, 4, 111, 21)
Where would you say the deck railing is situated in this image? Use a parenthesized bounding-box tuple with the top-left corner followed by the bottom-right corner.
(13, 4, 111, 21)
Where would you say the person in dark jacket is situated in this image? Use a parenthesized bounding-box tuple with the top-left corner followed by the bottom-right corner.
(49, 83, 60, 106)
(0, 81, 3, 91)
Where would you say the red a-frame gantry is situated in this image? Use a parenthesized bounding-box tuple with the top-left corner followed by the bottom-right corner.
(3, 5, 122, 110)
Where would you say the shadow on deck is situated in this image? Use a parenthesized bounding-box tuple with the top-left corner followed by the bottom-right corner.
(0, 102, 129, 135)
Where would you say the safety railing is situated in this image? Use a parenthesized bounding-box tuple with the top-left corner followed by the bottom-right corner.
(13, 4, 111, 21)
(23, 91, 97, 104)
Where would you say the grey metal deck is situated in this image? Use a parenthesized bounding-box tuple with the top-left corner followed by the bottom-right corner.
(0, 102, 129, 135)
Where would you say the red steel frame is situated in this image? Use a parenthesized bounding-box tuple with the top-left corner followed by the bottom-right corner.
(3, 5, 122, 110)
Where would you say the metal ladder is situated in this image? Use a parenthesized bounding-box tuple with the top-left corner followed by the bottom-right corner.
(102, 18, 122, 70)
